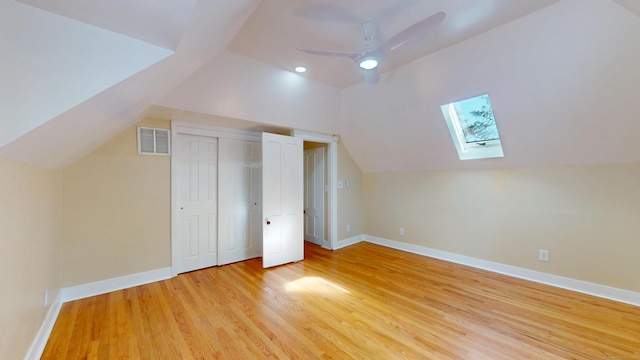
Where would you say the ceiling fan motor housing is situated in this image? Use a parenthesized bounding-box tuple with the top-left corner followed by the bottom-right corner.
(360, 21, 378, 45)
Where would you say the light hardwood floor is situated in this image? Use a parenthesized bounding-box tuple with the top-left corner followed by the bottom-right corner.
(43, 242, 640, 359)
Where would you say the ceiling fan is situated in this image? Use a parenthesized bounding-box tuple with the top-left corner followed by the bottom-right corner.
(295, 10, 446, 85)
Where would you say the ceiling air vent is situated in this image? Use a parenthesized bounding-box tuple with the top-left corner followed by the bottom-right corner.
(137, 127, 170, 155)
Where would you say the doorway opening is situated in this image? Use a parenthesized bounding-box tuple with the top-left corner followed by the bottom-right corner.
(304, 142, 327, 246)
(292, 130, 337, 250)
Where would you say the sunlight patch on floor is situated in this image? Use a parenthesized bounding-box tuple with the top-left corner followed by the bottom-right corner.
(285, 277, 350, 294)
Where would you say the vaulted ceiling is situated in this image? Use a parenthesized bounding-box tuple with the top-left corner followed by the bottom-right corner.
(1, 0, 639, 173)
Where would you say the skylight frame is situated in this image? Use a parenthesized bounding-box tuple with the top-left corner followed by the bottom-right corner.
(441, 94, 504, 160)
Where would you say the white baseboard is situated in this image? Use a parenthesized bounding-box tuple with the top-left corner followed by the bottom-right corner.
(24, 292, 63, 360)
(61, 267, 173, 302)
(334, 234, 364, 250)
(363, 235, 640, 307)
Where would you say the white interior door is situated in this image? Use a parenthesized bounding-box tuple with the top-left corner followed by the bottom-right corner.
(218, 138, 262, 265)
(262, 133, 303, 268)
(304, 147, 324, 245)
(175, 134, 218, 273)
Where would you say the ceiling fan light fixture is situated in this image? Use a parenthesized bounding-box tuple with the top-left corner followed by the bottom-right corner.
(294, 66, 307, 73)
(358, 56, 378, 70)
(295, 11, 445, 84)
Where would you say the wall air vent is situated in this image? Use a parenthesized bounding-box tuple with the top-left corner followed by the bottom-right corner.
(137, 127, 170, 155)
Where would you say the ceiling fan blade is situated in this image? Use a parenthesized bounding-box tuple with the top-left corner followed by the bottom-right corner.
(379, 10, 445, 53)
(293, 4, 360, 23)
(364, 67, 380, 85)
(295, 47, 361, 60)
(294, 1, 423, 25)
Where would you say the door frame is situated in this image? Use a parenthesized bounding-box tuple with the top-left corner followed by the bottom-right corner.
(171, 121, 261, 276)
(291, 130, 337, 250)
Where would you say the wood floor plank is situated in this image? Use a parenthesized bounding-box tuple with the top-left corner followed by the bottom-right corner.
(42, 242, 640, 359)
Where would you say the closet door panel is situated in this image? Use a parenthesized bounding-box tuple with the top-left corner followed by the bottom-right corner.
(175, 134, 218, 273)
(218, 138, 262, 265)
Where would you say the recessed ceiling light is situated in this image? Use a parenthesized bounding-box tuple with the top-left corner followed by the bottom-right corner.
(294, 66, 307, 73)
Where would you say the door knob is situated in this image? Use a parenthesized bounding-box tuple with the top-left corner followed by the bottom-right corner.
(266, 219, 271, 225)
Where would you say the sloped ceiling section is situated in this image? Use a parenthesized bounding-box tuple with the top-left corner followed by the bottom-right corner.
(340, 0, 640, 173)
(3, 0, 639, 173)
(18, 0, 198, 50)
(614, 0, 640, 17)
(0, 0, 173, 148)
(157, 51, 341, 135)
(148, 106, 291, 135)
(0, 0, 260, 169)
(229, 0, 559, 88)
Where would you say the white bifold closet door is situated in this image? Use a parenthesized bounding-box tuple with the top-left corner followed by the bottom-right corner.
(217, 138, 262, 265)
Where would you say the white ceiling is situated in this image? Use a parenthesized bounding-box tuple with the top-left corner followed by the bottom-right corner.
(615, 0, 640, 17)
(228, 0, 559, 88)
(0, 0, 261, 168)
(1, 0, 640, 173)
(0, 0, 173, 147)
(18, 0, 198, 50)
(17, 0, 561, 88)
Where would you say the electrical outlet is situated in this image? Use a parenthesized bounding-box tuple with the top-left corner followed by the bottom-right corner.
(400, 227, 405, 236)
(43, 289, 49, 307)
(539, 249, 549, 262)
(346, 224, 351, 232)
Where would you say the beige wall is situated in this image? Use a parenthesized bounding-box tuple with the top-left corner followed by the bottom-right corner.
(0, 157, 60, 360)
(363, 163, 640, 292)
(337, 141, 363, 241)
(60, 118, 171, 287)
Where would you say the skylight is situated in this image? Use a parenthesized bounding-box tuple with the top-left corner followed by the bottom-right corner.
(441, 94, 504, 160)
